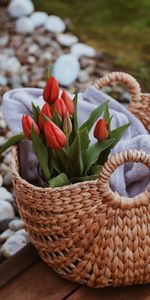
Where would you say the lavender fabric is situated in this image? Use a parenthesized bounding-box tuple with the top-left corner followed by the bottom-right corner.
(2, 86, 150, 197)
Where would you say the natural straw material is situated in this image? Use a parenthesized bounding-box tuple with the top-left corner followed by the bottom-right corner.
(11, 72, 150, 288)
(95, 71, 150, 132)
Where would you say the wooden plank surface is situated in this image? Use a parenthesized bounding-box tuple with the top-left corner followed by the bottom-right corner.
(0, 244, 38, 289)
(67, 284, 150, 300)
(0, 260, 79, 300)
(1, 259, 150, 300)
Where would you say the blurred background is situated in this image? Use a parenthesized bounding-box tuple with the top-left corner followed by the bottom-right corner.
(34, 0, 150, 89)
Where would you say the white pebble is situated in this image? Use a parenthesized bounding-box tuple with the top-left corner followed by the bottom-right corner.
(15, 229, 30, 242)
(28, 56, 36, 64)
(41, 52, 52, 62)
(1, 235, 27, 258)
(0, 136, 5, 145)
(0, 175, 3, 187)
(3, 171, 12, 186)
(0, 229, 14, 242)
(0, 201, 15, 221)
(7, 0, 34, 18)
(45, 15, 66, 33)
(0, 56, 21, 74)
(0, 119, 6, 129)
(71, 43, 96, 59)
(0, 75, 8, 86)
(53, 54, 80, 86)
(0, 163, 9, 175)
(16, 17, 34, 34)
(30, 11, 48, 28)
(0, 35, 9, 47)
(28, 43, 39, 54)
(3, 153, 11, 165)
(78, 70, 90, 83)
(9, 219, 24, 231)
(0, 187, 14, 202)
(57, 33, 78, 47)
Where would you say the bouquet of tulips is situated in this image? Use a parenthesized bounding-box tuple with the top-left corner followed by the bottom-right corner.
(0, 76, 130, 188)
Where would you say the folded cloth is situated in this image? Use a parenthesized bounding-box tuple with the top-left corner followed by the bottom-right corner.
(2, 86, 150, 197)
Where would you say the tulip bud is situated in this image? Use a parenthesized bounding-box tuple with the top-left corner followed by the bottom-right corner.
(43, 76, 59, 103)
(44, 120, 67, 150)
(94, 119, 108, 141)
(54, 98, 67, 119)
(61, 90, 74, 115)
(38, 103, 53, 129)
(63, 111, 72, 138)
(22, 115, 40, 140)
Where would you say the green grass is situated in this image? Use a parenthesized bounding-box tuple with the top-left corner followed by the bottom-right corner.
(33, 0, 150, 90)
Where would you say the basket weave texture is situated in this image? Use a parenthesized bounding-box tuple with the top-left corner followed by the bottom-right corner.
(11, 72, 150, 288)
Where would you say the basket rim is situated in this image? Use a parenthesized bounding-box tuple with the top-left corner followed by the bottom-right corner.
(11, 146, 150, 209)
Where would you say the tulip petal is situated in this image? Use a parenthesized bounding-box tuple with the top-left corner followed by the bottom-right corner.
(94, 119, 108, 141)
(44, 121, 67, 150)
(43, 77, 59, 103)
(38, 103, 53, 129)
(22, 115, 40, 139)
(54, 98, 67, 119)
(61, 90, 74, 115)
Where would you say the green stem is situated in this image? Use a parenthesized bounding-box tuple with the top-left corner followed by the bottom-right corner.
(46, 65, 51, 79)
(0, 132, 25, 155)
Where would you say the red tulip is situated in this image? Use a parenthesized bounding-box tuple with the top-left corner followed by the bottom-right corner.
(38, 103, 53, 129)
(44, 120, 67, 150)
(61, 90, 74, 115)
(94, 119, 108, 141)
(22, 115, 40, 140)
(43, 76, 59, 103)
(54, 98, 67, 119)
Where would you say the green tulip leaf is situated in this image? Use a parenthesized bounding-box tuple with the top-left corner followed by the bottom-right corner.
(32, 103, 40, 124)
(79, 127, 90, 155)
(103, 102, 112, 131)
(69, 93, 78, 144)
(67, 131, 83, 177)
(47, 148, 54, 175)
(0, 132, 25, 155)
(71, 174, 98, 183)
(48, 173, 69, 188)
(56, 148, 68, 171)
(72, 92, 78, 133)
(97, 122, 130, 165)
(110, 123, 131, 148)
(84, 138, 114, 173)
(31, 126, 51, 181)
(90, 164, 102, 175)
(52, 111, 62, 128)
(79, 101, 108, 132)
(103, 102, 110, 123)
(50, 151, 62, 173)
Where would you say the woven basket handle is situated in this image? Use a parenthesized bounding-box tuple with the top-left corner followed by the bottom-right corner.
(95, 72, 141, 103)
(97, 149, 150, 208)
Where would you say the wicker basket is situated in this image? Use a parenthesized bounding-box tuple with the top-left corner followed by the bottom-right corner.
(11, 72, 150, 288)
